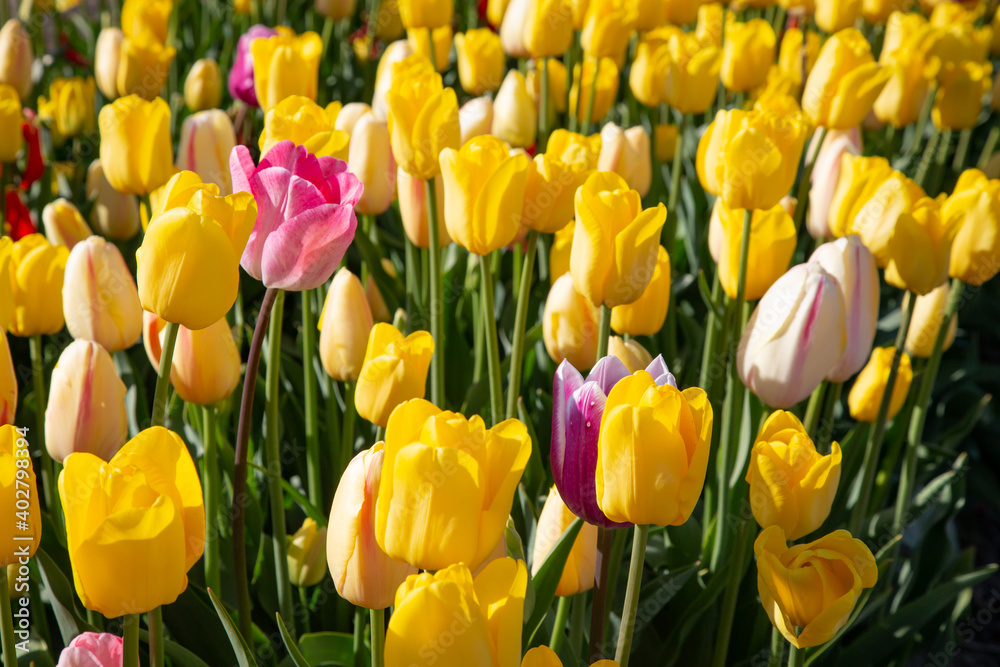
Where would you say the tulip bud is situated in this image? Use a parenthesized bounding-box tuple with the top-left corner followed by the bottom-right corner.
(85, 160, 141, 241)
(906, 282, 958, 358)
(8, 234, 69, 338)
(355, 323, 434, 427)
(397, 166, 450, 249)
(455, 29, 505, 95)
(580, 0, 631, 66)
(251, 29, 323, 111)
(491, 70, 537, 149)
(0, 332, 16, 425)
(654, 124, 679, 163)
(316, 0, 358, 20)
(45, 340, 128, 463)
(933, 60, 993, 131)
(121, 0, 172, 42)
(94, 28, 123, 100)
(184, 58, 222, 112)
(398, 0, 454, 29)
(43, 199, 92, 250)
(99, 95, 174, 196)
(0, 20, 33, 101)
(349, 114, 396, 216)
(62, 237, 142, 353)
(802, 28, 891, 131)
(543, 274, 599, 370)
(286, 518, 328, 587)
(319, 269, 374, 382)
(327, 443, 417, 608)
(406, 25, 453, 72)
(664, 33, 722, 115)
(629, 40, 669, 108)
(611, 245, 670, 336)
(598, 123, 651, 198)
(884, 195, 956, 296)
(815, 0, 862, 33)
(0, 84, 22, 163)
(522, 152, 591, 234)
(807, 128, 862, 240)
(459, 96, 493, 145)
(143, 312, 241, 406)
(721, 19, 775, 92)
(116, 34, 176, 100)
(38, 77, 96, 147)
(945, 169, 1000, 286)
(55, 633, 125, 667)
(608, 335, 653, 373)
(523, 0, 573, 59)
(532, 486, 598, 597)
(500, 0, 531, 57)
(387, 55, 460, 181)
(848, 346, 913, 422)
(739, 263, 848, 409)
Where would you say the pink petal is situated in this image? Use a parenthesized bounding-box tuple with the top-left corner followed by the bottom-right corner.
(229, 145, 256, 195)
(260, 202, 357, 290)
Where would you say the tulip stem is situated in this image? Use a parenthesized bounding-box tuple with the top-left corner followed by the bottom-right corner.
(151, 321, 180, 426)
(370, 608, 385, 667)
(568, 593, 585, 655)
(28, 335, 56, 515)
(425, 178, 446, 408)
(549, 595, 571, 653)
(614, 524, 649, 667)
(302, 289, 323, 508)
(817, 381, 842, 452)
(588, 526, 614, 661)
(768, 626, 785, 667)
(698, 271, 726, 399)
(803, 379, 827, 436)
(914, 127, 940, 189)
(909, 83, 937, 156)
(148, 605, 164, 667)
(479, 255, 504, 425)
(596, 305, 611, 361)
(977, 125, 1000, 170)
(0, 566, 16, 667)
(122, 613, 140, 667)
(581, 61, 600, 135)
(202, 404, 221, 595)
(506, 230, 539, 420)
(849, 290, 915, 536)
(788, 641, 805, 667)
(792, 127, 827, 233)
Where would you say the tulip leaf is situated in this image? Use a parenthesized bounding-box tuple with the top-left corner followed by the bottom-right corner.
(523, 517, 584, 647)
(137, 629, 213, 667)
(34, 548, 97, 643)
(277, 613, 310, 667)
(660, 568, 728, 666)
(248, 459, 327, 526)
(208, 587, 259, 667)
(352, 231, 402, 314)
(517, 397, 549, 506)
(298, 632, 357, 665)
(696, 270, 724, 320)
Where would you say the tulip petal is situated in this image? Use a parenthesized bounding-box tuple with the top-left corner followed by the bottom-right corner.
(585, 355, 629, 395)
(677, 387, 713, 524)
(477, 420, 531, 567)
(474, 558, 528, 667)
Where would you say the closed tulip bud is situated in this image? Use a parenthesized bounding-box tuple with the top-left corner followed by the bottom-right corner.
(491, 70, 537, 149)
(0, 20, 32, 101)
(802, 29, 891, 131)
(809, 236, 879, 382)
(387, 56, 460, 180)
(487, 0, 509, 25)
(848, 346, 912, 422)
(543, 273, 600, 369)
(664, 33, 722, 114)
(144, 312, 241, 405)
(815, 0, 861, 33)
(176, 110, 237, 195)
(121, 0, 171, 42)
(407, 25, 453, 72)
(38, 77, 96, 147)
(608, 335, 653, 372)
(598, 124, 652, 198)
(739, 263, 847, 409)
(397, 167, 450, 248)
(356, 323, 434, 427)
(62, 237, 142, 352)
(532, 486, 598, 596)
(386, 559, 527, 665)
(319, 269, 374, 381)
(455, 29, 505, 94)
(0, 84, 22, 163)
(45, 341, 127, 463)
(43, 199, 92, 250)
(527, 59, 569, 114)
(94, 28, 123, 100)
(259, 96, 349, 160)
(286, 518, 327, 587)
(655, 124, 679, 162)
(328, 443, 416, 608)
(945, 169, 1000, 286)
(697, 107, 809, 211)
(906, 282, 958, 358)
(348, 114, 396, 216)
(711, 200, 796, 301)
(611, 246, 670, 336)
(807, 128, 863, 240)
(569, 58, 619, 125)
(884, 195, 957, 296)
(721, 19, 775, 93)
(8, 234, 69, 337)
(60, 427, 205, 617)
(746, 411, 842, 540)
(399, 0, 454, 28)
(581, 0, 631, 66)
(629, 41, 669, 108)
(933, 61, 993, 131)
(0, 333, 14, 425)
(756, 526, 876, 648)
(459, 96, 494, 144)
(2, 425, 40, 567)
(440, 135, 530, 255)
(596, 369, 712, 525)
(55, 633, 124, 667)
(524, 0, 573, 58)
(252, 29, 323, 111)
(99, 96, 174, 195)
(500, 0, 531, 57)
(116, 34, 175, 100)
(549, 223, 574, 284)
(184, 58, 222, 112)
(316, 0, 357, 20)
(522, 152, 591, 234)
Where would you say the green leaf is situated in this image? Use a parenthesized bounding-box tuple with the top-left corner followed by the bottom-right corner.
(696, 270, 724, 320)
(353, 232, 402, 314)
(277, 613, 310, 667)
(524, 518, 584, 647)
(248, 459, 327, 526)
(517, 397, 548, 504)
(636, 562, 699, 622)
(137, 630, 213, 667)
(660, 568, 727, 666)
(208, 588, 259, 667)
(299, 632, 356, 666)
(34, 548, 96, 643)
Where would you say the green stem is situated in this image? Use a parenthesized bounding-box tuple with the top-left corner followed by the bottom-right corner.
(404, 234, 420, 330)
(505, 231, 539, 420)
(910, 82, 937, 156)
(711, 516, 754, 667)
(849, 291, 915, 535)
(581, 60, 600, 135)
(122, 614, 140, 667)
(149, 605, 164, 667)
(265, 290, 295, 635)
(768, 626, 785, 667)
(302, 289, 322, 508)
(277, 0, 287, 23)
(614, 525, 650, 667)
(549, 595, 571, 653)
(817, 381, 842, 452)
(596, 305, 611, 361)
(538, 58, 549, 152)
(914, 127, 940, 189)
(151, 321, 180, 426)
(952, 128, 972, 173)
(699, 271, 726, 396)
(0, 567, 16, 667)
(977, 124, 1000, 170)
(479, 255, 504, 426)
(202, 405, 221, 594)
(29, 336, 55, 513)
(353, 605, 365, 667)
(568, 593, 585, 655)
(803, 380, 827, 435)
(426, 178, 445, 408)
(788, 641, 805, 667)
(587, 526, 614, 661)
(793, 127, 827, 233)
(370, 607, 385, 667)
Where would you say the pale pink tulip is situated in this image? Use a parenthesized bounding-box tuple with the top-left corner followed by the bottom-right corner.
(807, 127, 862, 240)
(56, 632, 124, 667)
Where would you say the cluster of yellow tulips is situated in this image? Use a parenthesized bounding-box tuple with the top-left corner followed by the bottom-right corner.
(0, 0, 999, 666)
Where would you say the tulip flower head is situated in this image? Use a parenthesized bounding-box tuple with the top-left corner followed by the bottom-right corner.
(491, 70, 538, 149)
(721, 19, 776, 92)
(98, 95, 174, 196)
(848, 346, 913, 422)
(597, 124, 652, 198)
(85, 160, 141, 240)
(608, 335, 653, 373)
(884, 194, 958, 296)
(43, 199, 92, 250)
(184, 58, 222, 112)
(0, 332, 15, 425)
(94, 28, 123, 101)
(808, 128, 863, 240)
(55, 632, 123, 667)
(251, 28, 323, 111)
(945, 169, 1000, 286)
(664, 32, 723, 115)
(228, 24, 280, 107)
(38, 77, 96, 147)
(355, 323, 434, 427)
(176, 109, 238, 195)
(712, 200, 797, 301)
(569, 57, 619, 125)
(116, 33, 176, 100)
(287, 518, 328, 587)
(8, 234, 69, 337)
(803, 28, 891, 130)
(259, 96, 349, 160)
(0, 19, 32, 100)
(319, 268, 375, 382)
(456, 29, 505, 95)
(143, 312, 241, 406)
(522, 150, 593, 234)
(543, 273, 600, 370)
(2, 424, 41, 567)
(533, 485, 598, 596)
(610, 245, 670, 336)
(398, 0, 454, 29)
(905, 282, 958, 358)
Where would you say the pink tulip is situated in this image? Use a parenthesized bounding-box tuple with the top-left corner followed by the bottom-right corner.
(56, 632, 124, 667)
(227, 24, 279, 107)
(230, 140, 363, 290)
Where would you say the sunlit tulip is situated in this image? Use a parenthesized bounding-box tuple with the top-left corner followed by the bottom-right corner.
(848, 346, 913, 422)
(184, 58, 222, 112)
(252, 28, 323, 111)
(328, 443, 416, 608)
(906, 282, 958, 358)
(386, 559, 527, 666)
(549, 223, 574, 284)
(116, 34, 175, 100)
(459, 96, 493, 145)
(59, 427, 205, 617)
(1, 425, 40, 567)
(355, 324, 434, 427)
(814, 0, 861, 33)
(945, 170, 1000, 286)
(713, 200, 796, 301)
(547, 128, 601, 169)
(43, 199, 92, 250)
(655, 124, 679, 162)
(778, 28, 820, 87)
(927, 23, 991, 68)
(0, 84, 21, 163)
(629, 41, 669, 108)
(491, 70, 537, 148)
(120, 0, 171, 42)
(144, 312, 241, 405)
(286, 518, 327, 587)
(387, 55, 460, 180)
(611, 246, 670, 336)
(397, 167, 450, 248)
(696, 2, 723, 47)
(880, 11, 927, 64)
(756, 526, 876, 648)
(581, 0, 631, 66)
(569, 58, 619, 125)
(884, 195, 957, 296)
(664, 33, 722, 114)
(608, 335, 653, 373)
(94, 28, 123, 100)
(0, 333, 14, 425)
(532, 486, 598, 596)
(376, 399, 531, 570)
(398, 0, 454, 28)
(8, 234, 69, 337)
(228, 24, 279, 107)
(697, 107, 809, 211)
(38, 77, 96, 146)
(543, 274, 599, 369)
(499, 0, 531, 57)
(98, 95, 174, 195)
(933, 60, 993, 131)
(347, 114, 396, 216)
(62, 237, 141, 352)
(407, 25, 453, 72)
(721, 19, 775, 92)
(527, 58, 569, 116)
(522, 153, 590, 234)
(863, 0, 913, 24)
(0, 20, 32, 100)
(455, 29, 505, 94)
(802, 28, 890, 131)
(929, 2, 981, 26)
(259, 95, 349, 159)
(810, 236, 880, 382)
(597, 124, 651, 197)
(176, 110, 237, 195)
(319, 269, 374, 382)
(738, 263, 847, 409)
(874, 29, 939, 128)
(746, 412, 842, 540)
(524, 0, 573, 58)
(808, 129, 863, 240)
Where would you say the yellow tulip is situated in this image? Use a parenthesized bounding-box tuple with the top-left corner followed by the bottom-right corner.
(905, 282, 958, 358)
(522, 647, 621, 667)
(176, 110, 238, 195)
(930, 1, 982, 26)
(580, 0, 631, 66)
(655, 124, 679, 162)
(183, 58, 222, 112)
(662, 0, 700, 26)
(143, 312, 241, 406)
(319, 269, 374, 382)
(397, 166, 451, 248)
(524, 0, 574, 58)
(885, 195, 958, 296)
(371, 40, 414, 121)
(802, 28, 891, 131)
(287, 518, 328, 587)
(571, 171, 666, 308)
(611, 245, 670, 336)
(316, 0, 358, 20)
(697, 107, 809, 211)
(863, 0, 913, 24)
(455, 29, 505, 94)
(778, 28, 821, 87)
(927, 24, 992, 69)
(527, 58, 569, 114)
(398, 0, 454, 29)
(491, 70, 538, 148)
(407, 25, 453, 72)
(0, 20, 32, 100)
(355, 323, 435, 427)
(522, 152, 592, 234)
(629, 40, 669, 107)
(259, 95, 349, 159)
(879, 11, 927, 65)
(874, 28, 940, 128)
(595, 370, 713, 525)
(549, 222, 574, 285)
(388, 55, 461, 181)
(945, 169, 1000, 286)
(38, 77, 96, 146)
(0, 333, 15, 425)
(543, 273, 599, 368)
(386, 559, 527, 666)
(120, 0, 171, 42)
(62, 237, 141, 352)
(532, 486, 598, 596)
(848, 346, 913, 422)
(116, 34, 175, 100)
(0, 84, 22, 163)
(252, 28, 323, 111)
(376, 399, 531, 570)
(98, 95, 174, 195)
(745, 411, 842, 540)
(8, 234, 68, 337)
(597, 123, 651, 197)
(815, 0, 861, 34)
(721, 19, 775, 93)
(137, 171, 256, 330)
(696, 3, 724, 47)
(439, 135, 530, 256)
(755, 526, 877, 648)
(663, 32, 722, 115)
(933, 60, 993, 131)
(1, 424, 40, 567)
(547, 128, 601, 170)
(608, 335, 653, 372)
(714, 200, 797, 300)
(59, 426, 205, 618)
(42, 198, 92, 250)
(94, 28, 122, 100)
